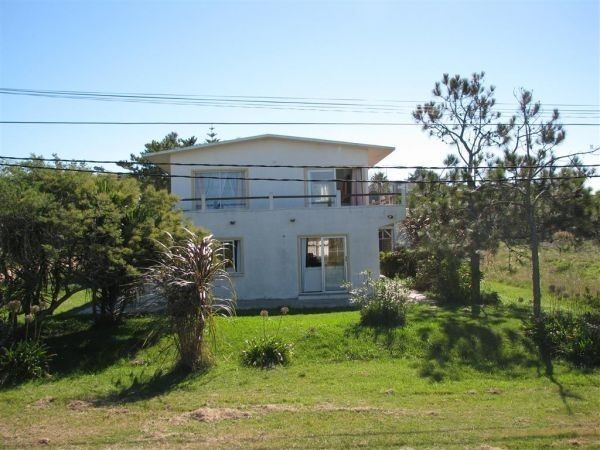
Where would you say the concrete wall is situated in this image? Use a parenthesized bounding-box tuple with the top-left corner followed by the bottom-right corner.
(168, 137, 371, 211)
(188, 205, 404, 304)
(163, 136, 404, 306)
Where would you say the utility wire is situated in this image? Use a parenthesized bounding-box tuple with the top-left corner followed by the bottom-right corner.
(2, 88, 599, 117)
(2, 121, 599, 126)
(2, 155, 598, 172)
(1, 162, 597, 185)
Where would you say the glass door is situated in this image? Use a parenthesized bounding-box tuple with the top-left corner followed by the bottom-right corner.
(323, 237, 346, 291)
(301, 236, 347, 293)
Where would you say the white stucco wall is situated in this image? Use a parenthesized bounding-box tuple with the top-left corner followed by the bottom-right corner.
(166, 138, 372, 211)
(189, 204, 404, 303)
(148, 136, 403, 305)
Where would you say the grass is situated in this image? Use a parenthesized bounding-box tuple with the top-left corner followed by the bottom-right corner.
(53, 290, 92, 315)
(1, 305, 599, 448)
(483, 241, 600, 313)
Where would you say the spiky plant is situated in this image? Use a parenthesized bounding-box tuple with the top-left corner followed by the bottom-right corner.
(146, 230, 235, 371)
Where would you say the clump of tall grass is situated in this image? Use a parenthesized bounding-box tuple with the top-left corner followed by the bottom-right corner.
(146, 230, 235, 371)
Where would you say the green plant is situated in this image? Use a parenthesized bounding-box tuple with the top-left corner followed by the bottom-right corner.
(241, 308, 293, 368)
(146, 230, 235, 371)
(379, 247, 418, 278)
(0, 340, 52, 386)
(346, 272, 409, 327)
(414, 252, 472, 304)
(241, 337, 293, 368)
(525, 311, 600, 368)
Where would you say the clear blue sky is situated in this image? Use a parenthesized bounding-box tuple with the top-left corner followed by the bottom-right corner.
(1, 0, 599, 188)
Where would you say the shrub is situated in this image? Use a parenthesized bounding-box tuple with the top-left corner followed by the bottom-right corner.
(525, 311, 600, 368)
(146, 231, 235, 371)
(241, 337, 293, 368)
(414, 252, 471, 304)
(0, 340, 52, 386)
(379, 247, 418, 278)
(241, 307, 292, 368)
(346, 272, 409, 327)
(552, 230, 576, 253)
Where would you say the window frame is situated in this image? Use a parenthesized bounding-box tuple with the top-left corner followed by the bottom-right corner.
(192, 169, 249, 210)
(218, 238, 243, 275)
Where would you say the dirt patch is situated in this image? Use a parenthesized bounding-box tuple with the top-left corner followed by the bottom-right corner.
(31, 397, 55, 408)
(312, 403, 408, 416)
(479, 445, 506, 450)
(184, 403, 426, 423)
(188, 407, 252, 422)
(67, 400, 93, 411)
(253, 404, 300, 413)
(486, 388, 502, 395)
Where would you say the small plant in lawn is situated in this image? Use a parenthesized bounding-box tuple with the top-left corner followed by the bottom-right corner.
(146, 230, 235, 372)
(0, 300, 52, 386)
(241, 307, 293, 368)
(345, 272, 409, 327)
(0, 340, 52, 386)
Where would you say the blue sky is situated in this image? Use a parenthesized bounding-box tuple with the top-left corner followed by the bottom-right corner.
(1, 0, 599, 187)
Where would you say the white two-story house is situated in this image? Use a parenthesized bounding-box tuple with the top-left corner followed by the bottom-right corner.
(145, 134, 405, 308)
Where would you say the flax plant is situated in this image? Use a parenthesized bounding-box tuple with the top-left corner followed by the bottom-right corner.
(146, 230, 235, 371)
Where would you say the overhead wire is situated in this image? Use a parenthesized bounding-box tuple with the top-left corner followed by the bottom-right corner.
(0, 161, 597, 185)
(1, 155, 599, 172)
(2, 121, 599, 126)
(1, 88, 599, 119)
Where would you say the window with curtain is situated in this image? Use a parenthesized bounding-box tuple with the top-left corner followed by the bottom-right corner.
(195, 171, 246, 209)
(308, 169, 335, 206)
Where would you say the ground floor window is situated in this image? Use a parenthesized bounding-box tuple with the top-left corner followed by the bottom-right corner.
(219, 239, 242, 274)
(379, 227, 394, 253)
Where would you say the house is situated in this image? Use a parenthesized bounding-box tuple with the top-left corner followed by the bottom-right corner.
(144, 134, 406, 308)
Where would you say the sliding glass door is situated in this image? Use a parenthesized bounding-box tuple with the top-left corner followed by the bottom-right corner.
(300, 236, 347, 293)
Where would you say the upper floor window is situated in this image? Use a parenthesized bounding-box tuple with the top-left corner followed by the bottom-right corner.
(195, 171, 246, 210)
(308, 169, 336, 206)
(307, 168, 357, 207)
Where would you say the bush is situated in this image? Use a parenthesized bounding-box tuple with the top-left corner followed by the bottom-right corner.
(525, 311, 600, 368)
(241, 337, 293, 368)
(0, 340, 52, 386)
(379, 247, 418, 278)
(347, 272, 409, 327)
(241, 308, 293, 368)
(414, 252, 471, 304)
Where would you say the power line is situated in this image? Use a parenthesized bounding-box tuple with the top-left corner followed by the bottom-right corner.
(2, 121, 599, 126)
(2, 88, 599, 116)
(2, 155, 599, 171)
(1, 162, 597, 185)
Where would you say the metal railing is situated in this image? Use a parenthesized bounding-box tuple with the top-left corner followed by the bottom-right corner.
(179, 192, 402, 211)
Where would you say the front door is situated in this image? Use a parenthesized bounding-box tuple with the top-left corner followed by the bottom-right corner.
(301, 236, 347, 292)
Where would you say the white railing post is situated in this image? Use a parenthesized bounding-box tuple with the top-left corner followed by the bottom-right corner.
(335, 190, 341, 207)
(201, 193, 206, 211)
(268, 193, 274, 210)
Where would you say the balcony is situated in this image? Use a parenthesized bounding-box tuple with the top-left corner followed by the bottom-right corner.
(180, 192, 405, 213)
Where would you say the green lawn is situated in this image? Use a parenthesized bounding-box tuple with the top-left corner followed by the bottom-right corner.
(1, 305, 599, 448)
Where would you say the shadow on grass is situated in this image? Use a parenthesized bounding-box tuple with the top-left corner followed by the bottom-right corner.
(96, 365, 196, 405)
(41, 315, 168, 379)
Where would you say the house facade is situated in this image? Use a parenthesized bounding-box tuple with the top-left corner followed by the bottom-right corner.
(145, 134, 405, 308)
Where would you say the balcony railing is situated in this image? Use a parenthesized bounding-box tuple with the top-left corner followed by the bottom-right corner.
(179, 192, 403, 212)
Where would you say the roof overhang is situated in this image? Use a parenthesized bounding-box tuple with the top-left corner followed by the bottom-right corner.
(143, 134, 394, 173)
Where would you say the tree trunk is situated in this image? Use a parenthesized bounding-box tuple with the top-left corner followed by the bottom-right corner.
(470, 249, 481, 315)
(467, 180, 481, 315)
(527, 199, 542, 319)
